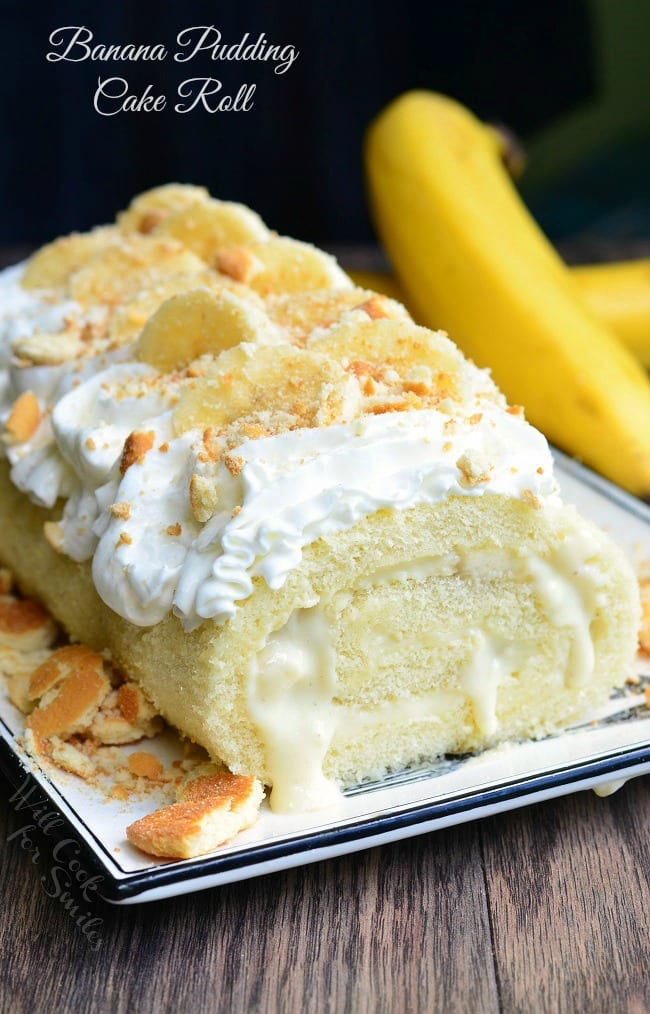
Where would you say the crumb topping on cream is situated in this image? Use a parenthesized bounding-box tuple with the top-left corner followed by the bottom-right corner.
(0, 189, 560, 630)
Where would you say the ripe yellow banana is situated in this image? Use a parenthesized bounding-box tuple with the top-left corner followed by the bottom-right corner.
(572, 260, 650, 369)
(364, 91, 650, 495)
(351, 265, 650, 371)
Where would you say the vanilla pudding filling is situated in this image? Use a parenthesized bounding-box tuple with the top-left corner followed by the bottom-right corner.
(0, 260, 621, 813)
(247, 606, 340, 812)
(245, 537, 605, 810)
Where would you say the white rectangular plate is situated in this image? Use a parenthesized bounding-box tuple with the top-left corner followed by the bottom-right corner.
(1, 449, 649, 904)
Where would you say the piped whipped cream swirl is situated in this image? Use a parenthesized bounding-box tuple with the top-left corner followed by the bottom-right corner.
(0, 263, 560, 631)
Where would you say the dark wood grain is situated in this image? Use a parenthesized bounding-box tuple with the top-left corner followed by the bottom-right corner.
(481, 779, 650, 1014)
(0, 771, 497, 1014)
(6, 772, 650, 1014)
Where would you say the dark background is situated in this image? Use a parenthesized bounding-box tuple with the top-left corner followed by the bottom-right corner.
(1, 0, 649, 247)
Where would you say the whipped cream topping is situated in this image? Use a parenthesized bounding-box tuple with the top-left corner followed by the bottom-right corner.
(0, 262, 560, 631)
(0, 264, 79, 366)
(173, 406, 557, 628)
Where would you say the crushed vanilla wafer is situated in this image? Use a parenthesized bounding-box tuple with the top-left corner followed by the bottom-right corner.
(126, 763, 264, 859)
(90, 683, 164, 745)
(0, 571, 263, 856)
(3, 391, 41, 443)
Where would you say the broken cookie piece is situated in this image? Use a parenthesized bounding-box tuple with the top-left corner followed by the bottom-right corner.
(126, 763, 264, 859)
(0, 583, 166, 776)
(90, 682, 164, 744)
(0, 581, 59, 713)
(3, 647, 54, 714)
(49, 736, 96, 780)
(26, 645, 110, 743)
(0, 596, 57, 652)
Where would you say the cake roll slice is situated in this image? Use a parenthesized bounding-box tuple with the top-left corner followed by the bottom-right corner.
(0, 186, 640, 812)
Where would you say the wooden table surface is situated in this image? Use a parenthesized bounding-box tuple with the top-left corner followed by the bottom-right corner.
(2, 768, 650, 1012)
(1, 245, 649, 1014)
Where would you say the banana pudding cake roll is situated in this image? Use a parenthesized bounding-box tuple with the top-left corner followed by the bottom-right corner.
(0, 186, 640, 812)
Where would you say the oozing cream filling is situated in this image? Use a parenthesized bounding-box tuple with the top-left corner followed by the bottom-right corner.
(248, 539, 606, 811)
(458, 633, 534, 737)
(247, 606, 340, 812)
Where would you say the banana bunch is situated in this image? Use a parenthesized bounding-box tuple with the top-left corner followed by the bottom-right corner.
(364, 91, 650, 495)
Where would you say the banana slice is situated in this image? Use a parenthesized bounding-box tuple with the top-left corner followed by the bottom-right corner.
(265, 288, 410, 343)
(108, 271, 267, 349)
(108, 275, 205, 348)
(215, 237, 353, 295)
(136, 288, 284, 373)
(21, 226, 119, 291)
(309, 317, 470, 403)
(153, 198, 270, 262)
(107, 271, 214, 348)
(117, 183, 210, 233)
(68, 236, 205, 306)
(173, 343, 359, 434)
(12, 320, 95, 366)
(310, 316, 465, 374)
